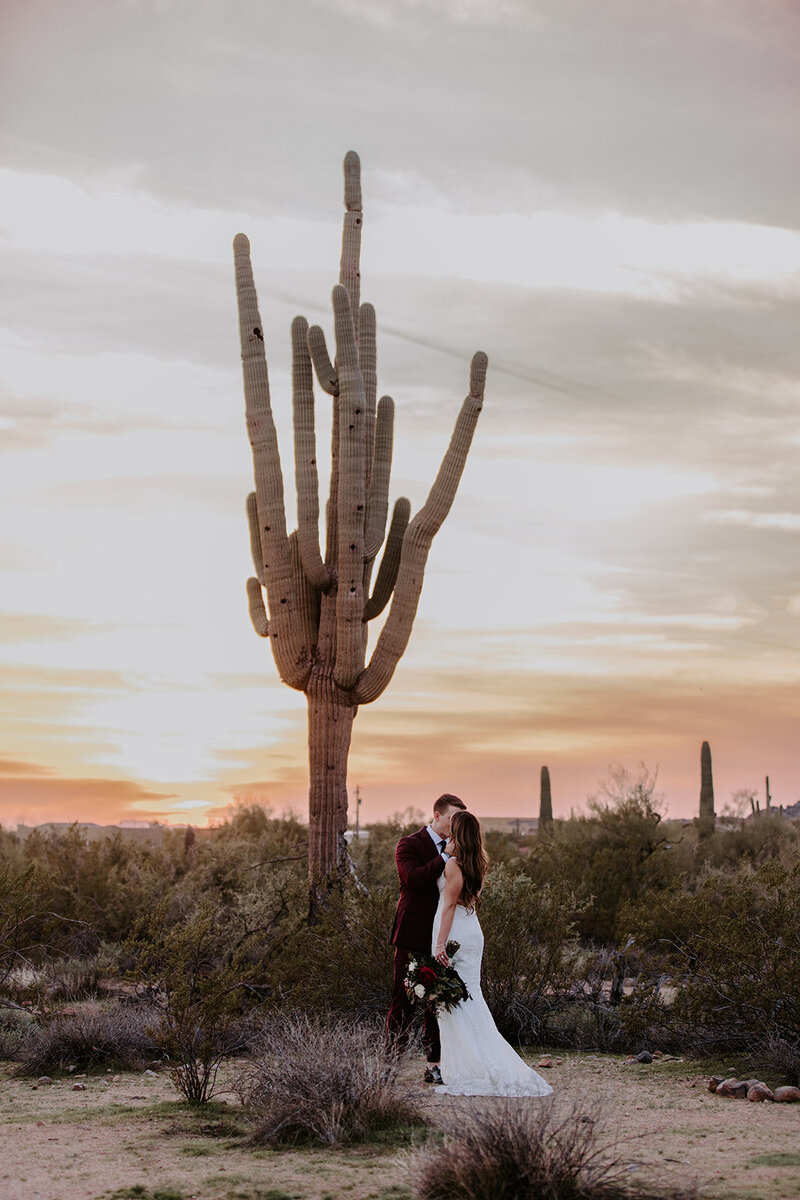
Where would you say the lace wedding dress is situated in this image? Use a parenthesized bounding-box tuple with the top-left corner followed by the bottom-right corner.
(431, 874, 554, 1098)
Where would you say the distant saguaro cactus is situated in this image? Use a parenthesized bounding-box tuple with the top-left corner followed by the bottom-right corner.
(234, 152, 487, 900)
(697, 740, 715, 838)
(539, 765, 553, 830)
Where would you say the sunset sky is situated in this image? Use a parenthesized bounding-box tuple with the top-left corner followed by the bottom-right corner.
(2, 0, 799, 829)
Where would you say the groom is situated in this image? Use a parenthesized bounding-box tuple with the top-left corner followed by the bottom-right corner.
(385, 793, 466, 1083)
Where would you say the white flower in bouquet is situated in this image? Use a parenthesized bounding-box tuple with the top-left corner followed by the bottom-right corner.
(414, 983, 426, 998)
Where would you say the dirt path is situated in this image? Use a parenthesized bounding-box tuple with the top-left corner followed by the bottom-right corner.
(2, 1052, 799, 1200)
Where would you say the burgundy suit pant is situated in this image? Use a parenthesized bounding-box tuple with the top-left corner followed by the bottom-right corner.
(385, 944, 440, 1063)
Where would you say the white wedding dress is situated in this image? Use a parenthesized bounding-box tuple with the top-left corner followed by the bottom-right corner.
(431, 874, 554, 1098)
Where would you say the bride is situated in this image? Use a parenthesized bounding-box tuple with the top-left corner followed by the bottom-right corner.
(432, 810, 554, 1098)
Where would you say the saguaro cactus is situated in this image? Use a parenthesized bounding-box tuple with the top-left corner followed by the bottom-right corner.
(234, 152, 487, 896)
(539, 765, 553, 829)
(697, 740, 715, 838)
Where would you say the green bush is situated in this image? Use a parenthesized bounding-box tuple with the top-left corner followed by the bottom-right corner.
(622, 854, 800, 1063)
(0, 862, 56, 1001)
(266, 882, 396, 1018)
(479, 866, 584, 1043)
(528, 767, 689, 942)
(125, 901, 258, 1103)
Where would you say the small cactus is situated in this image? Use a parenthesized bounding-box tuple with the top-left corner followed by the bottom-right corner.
(697, 740, 715, 838)
(539, 765, 553, 829)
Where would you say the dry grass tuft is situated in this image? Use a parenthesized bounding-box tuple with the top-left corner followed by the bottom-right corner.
(407, 1100, 696, 1200)
(234, 1013, 426, 1146)
(18, 1000, 160, 1073)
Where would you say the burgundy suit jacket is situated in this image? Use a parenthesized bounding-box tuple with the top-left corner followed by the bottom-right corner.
(390, 826, 447, 951)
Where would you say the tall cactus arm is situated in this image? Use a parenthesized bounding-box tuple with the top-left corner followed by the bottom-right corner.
(363, 395, 394, 563)
(332, 284, 367, 689)
(308, 324, 339, 396)
(246, 492, 264, 585)
(340, 150, 362, 346)
(353, 351, 487, 705)
(291, 316, 334, 592)
(363, 496, 410, 621)
(359, 302, 377, 488)
(234, 232, 309, 690)
(246, 577, 269, 637)
(290, 529, 321, 653)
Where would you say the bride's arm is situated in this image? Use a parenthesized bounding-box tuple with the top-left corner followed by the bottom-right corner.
(434, 860, 463, 964)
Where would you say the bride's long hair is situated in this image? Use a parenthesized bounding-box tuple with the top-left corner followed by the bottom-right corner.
(449, 810, 488, 911)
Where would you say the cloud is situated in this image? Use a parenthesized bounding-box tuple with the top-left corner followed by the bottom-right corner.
(344, 665, 800, 815)
(1, 0, 798, 225)
(0, 771, 177, 828)
(0, 756, 53, 777)
(0, 612, 122, 644)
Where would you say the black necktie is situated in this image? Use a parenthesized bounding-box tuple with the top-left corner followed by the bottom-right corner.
(438, 840, 446, 854)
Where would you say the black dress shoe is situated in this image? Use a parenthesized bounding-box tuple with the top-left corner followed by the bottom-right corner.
(424, 1065, 443, 1084)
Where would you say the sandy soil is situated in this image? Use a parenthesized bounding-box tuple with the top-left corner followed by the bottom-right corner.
(2, 1051, 799, 1200)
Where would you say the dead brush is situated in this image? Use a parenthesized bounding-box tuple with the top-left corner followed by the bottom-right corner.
(18, 999, 160, 1074)
(407, 1100, 697, 1200)
(234, 1013, 425, 1145)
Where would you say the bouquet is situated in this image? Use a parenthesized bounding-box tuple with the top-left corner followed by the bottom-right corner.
(404, 940, 470, 1013)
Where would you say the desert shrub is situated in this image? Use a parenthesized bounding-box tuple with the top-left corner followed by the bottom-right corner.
(40, 955, 107, 1003)
(0, 1006, 35, 1060)
(17, 1000, 160, 1073)
(235, 1014, 424, 1145)
(407, 1099, 694, 1200)
(703, 812, 800, 871)
(20, 826, 180, 950)
(546, 942, 640, 1052)
(480, 866, 585, 1042)
(757, 1031, 800, 1087)
(529, 767, 688, 943)
(622, 854, 800, 1057)
(0, 862, 61, 1005)
(177, 803, 307, 909)
(125, 900, 257, 1103)
(545, 1001, 627, 1053)
(266, 882, 396, 1018)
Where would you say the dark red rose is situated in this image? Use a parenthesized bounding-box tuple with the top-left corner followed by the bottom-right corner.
(419, 966, 437, 985)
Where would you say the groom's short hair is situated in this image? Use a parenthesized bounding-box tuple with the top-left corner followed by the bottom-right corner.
(434, 793, 467, 816)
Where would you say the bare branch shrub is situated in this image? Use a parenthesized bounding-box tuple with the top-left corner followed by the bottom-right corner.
(235, 1014, 425, 1145)
(17, 1000, 159, 1073)
(407, 1100, 696, 1200)
(755, 1031, 800, 1088)
(125, 900, 256, 1104)
(0, 1007, 34, 1060)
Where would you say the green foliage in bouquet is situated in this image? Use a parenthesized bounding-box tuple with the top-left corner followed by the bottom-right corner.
(405, 940, 469, 1013)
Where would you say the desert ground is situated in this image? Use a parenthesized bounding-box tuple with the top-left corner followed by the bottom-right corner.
(2, 1050, 799, 1200)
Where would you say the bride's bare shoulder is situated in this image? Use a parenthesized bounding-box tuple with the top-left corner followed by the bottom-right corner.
(444, 858, 463, 878)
